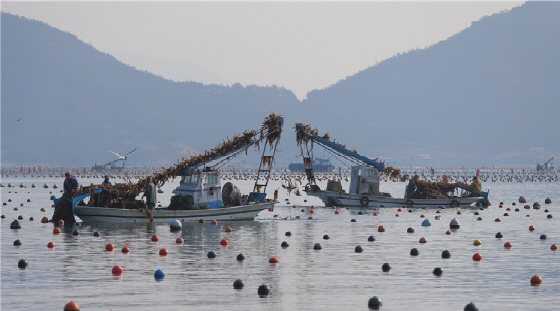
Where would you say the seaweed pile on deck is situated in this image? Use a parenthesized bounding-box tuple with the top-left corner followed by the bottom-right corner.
(408, 179, 468, 199)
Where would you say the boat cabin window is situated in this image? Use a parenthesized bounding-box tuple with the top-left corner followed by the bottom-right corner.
(206, 172, 218, 184)
(181, 174, 199, 185)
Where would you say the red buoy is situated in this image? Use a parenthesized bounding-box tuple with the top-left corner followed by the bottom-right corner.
(292, 205, 297, 208)
(311, 205, 316, 209)
(530, 275, 543, 285)
(106, 243, 114, 251)
(334, 210, 340, 215)
(457, 210, 462, 215)
(268, 208, 274, 212)
(159, 248, 168, 256)
(225, 226, 233, 232)
(63, 301, 80, 311)
(435, 215, 440, 220)
(176, 237, 184, 244)
(309, 210, 315, 214)
(506, 207, 511, 211)
(41, 217, 49, 223)
(151, 235, 159, 242)
(373, 212, 378, 216)
(445, 230, 451, 235)
(47, 241, 55, 248)
(378, 225, 385, 232)
(436, 210, 441, 213)
(395, 214, 400, 217)
(524, 205, 531, 209)
(112, 265, 123, 275)
(211, 220, 218, 225)
(504, 242, 513, 248)
(495, 218, 501, 222)
(121, 246, 130, 253)
(332, 206, 337, 209)
(472, 253, 482, 261)
(420, 214, 425, 218)
(419, 237, 427, 243)
(13, 207, 19, 211)
(499, 204, 503, 208)
(308, 216, 314, 220)
(397, 208, 403, 212)
(220, 238, 229, 246)
(58, 219, 65, 226)
(53, 228, 61, 234)
(269, 256, 279, 263)
(551, 244, 558, 250)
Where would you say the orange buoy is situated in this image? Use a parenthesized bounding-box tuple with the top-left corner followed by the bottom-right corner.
(457, 210, 462, 215)
(311, 205, 315, 209)
(47, 241, 55, 248)
(529, 225, 535, 231)
(225, 226, 233, 232)
(551, 244, 558, 250)
(112, 265, 123, 275)
(269, 256, 279, 263)
(308, 216, 314, 220)
(159, 248, 168, 256)
(211, 220, 218, 225)
(106, 243, 114, 251)
(334, 210, 340, 215)
(445, 230, 451, 235)
(63, 301, 80, 311)
(13, 207, 19, 211)
(220, 238, 229, 246)
(309, 210, 315, 214)
(504, 241, 513, 248)
(176, 237, 184, 244)
(419, 237, 427, 243)
(151, 235, 159, 242)
(495, 218, 501, 222)
(121, 246, 130, 253)
(435, 215, 440, 220)
(378, 225, 385, 232)
(41, 217, 49, 223)
(420, 214, 425, 218)
(397, 208, 403, 212)
(373, 212, 378, 216)
(472, 253, 482, 261)
(58, 219, 65, 226)
(53, 228, 61, 234)
(530, 275, 543, 285)
(436, 209, 441, 213)
(292, 205, 297, 208)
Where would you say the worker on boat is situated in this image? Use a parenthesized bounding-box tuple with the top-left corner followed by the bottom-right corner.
(467, 176, 482, 196)
(142, 176, 157, 210)
(405, 175, 419, 198)
(63, 172, 79, 197)
(102, 175, 112, 186)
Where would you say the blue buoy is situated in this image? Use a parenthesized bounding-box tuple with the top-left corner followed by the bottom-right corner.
(368, 296, 383, 309)
(421, 219, 432, 227)
(154, 268, 166, 277)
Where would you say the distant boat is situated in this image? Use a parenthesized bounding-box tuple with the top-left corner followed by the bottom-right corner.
(289, 157, 335, 172)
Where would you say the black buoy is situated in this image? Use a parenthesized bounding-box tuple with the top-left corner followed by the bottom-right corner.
(368, 236, 375, 242)
(351, 219, 357, 222)
(233, 279, 244, 289)
(545, 209, 549, 213)
(355, 245, 363, 253)
(519, 196, 526, 203)
(29, 217, 34, 221)
(442, 250, 451, 259)
(18, 259, 28, 269)
(477, 217, 483, 221)
(380, 204, 385, 207)
(515, 208, 520, 212)
(495, 232, 503, 238)
(323, 235, 330, 240)
(408, 209, 413, 213)
(1, 215, 5, 219)
(545, 197, 552, 204)
(281, 241, 289, 248)
(474, 212, 479, 215)
(407, 227, 414, 233)
(93, 232, 100, 237)
(18, 215, 23, 220)
(8, 199, 11, 202)
(313, 243, 322, 250)
(358, 211, 364, 215)
(533, 202, 540, 210)
(540, 234, 547, 240)
(207, 251, 216, 258)
(301, 209, 305, 212)
(368, 296, 383, 309)
(236, 253, 245, 261)
(500, 202, 504, 205)
(198, 219, 205, 223)
(464, 302, 479, 311)
(433, 267, 443, 276)
(381, 262, 391, 272)
(10, 220, 21, 229)
(72, 230, 79, 236)
(503, 213, 509, 216)
(2, 203, 6, 205)
(258, 284, 270, 296)
(410, 248, 419, 256)
(13, 239, 22, 246)
(285, 231, 292, 236)
(304, 199, 307, 203)
(475, 202, 482, 207)
(547, 214, 553, 219)
(295, 216, 300, 219)
(27, 199, 31, 202)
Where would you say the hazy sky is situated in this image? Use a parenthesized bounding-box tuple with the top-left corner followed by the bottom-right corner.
(2, 1, 524, 99)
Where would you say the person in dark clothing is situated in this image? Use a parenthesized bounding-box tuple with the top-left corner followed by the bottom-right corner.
(405, 175, 419, 198)
(142, 176, 157, 210)
(102, 175, 112, 186)
(63, 172, 79, 196)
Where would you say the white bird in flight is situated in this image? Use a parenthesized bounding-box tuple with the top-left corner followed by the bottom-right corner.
(109, 148, 137, 160)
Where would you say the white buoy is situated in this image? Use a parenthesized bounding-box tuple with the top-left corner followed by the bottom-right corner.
(450, 218, 460, 229)
(170, 219, 182, 231)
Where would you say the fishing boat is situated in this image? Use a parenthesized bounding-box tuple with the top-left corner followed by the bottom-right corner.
(295, 124, 489, 208)
(53, 113, 284, 224)
(71, 169, 275, 223)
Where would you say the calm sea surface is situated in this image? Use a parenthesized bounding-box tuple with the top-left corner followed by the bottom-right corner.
(1, 176, 559, 310)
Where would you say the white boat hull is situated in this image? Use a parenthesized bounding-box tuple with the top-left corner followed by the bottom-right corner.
(310, 190, 484, 208)
(74, 202, 274, 223)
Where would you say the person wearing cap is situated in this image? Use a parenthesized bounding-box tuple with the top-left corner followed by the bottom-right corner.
(468, 176, 482, 196)
(405, 175, 420, 198)
(63, 172, 79, 196)
(102, 176, 112, 186)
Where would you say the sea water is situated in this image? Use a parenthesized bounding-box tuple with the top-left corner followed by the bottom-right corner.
(1, 176, 559, 310)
